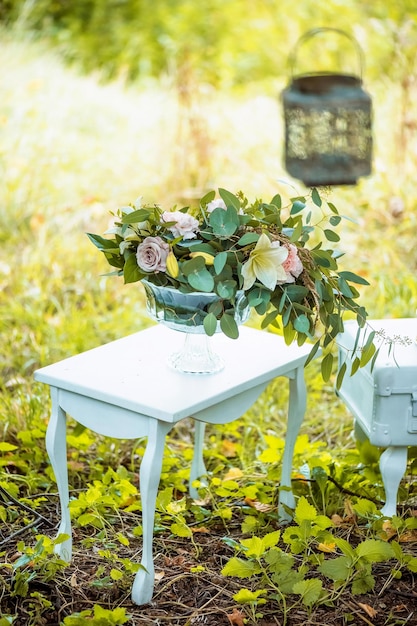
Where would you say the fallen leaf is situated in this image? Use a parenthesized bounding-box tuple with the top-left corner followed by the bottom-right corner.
(244, 497, 274, 512)
(381, 520, 397, 541)
(221, 439, 238, 458)
(358, 602, 377, 619)
(331, 514, 344, 526)
(293, 472, 309, 482)
(154, 571, 165, 582)
(317, 541, 337, 553)
(227, 607, 245, 626)
(223, 467, 244, 481)
(398, 530, 417, 542)
(191, 526, 210, 534)
(344, 499, 356, 519)
(67, 461, 86, 471)
(163, 555, 185, 567)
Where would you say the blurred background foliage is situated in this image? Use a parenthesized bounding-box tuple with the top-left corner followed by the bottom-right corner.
(1, 0, 417, 87)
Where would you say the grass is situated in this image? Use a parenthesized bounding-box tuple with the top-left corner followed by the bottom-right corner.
(0, 33, 417, 626)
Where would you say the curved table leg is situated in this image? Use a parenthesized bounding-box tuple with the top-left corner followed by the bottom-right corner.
(278, 367, 307, 522)
(189, 421, 207, 499)
(380, 446, 408, 517)
(45, 387, 72, 562)
(132, 419, 171, 605)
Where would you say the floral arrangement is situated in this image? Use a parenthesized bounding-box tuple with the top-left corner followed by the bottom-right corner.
(88, 187, 372, 382)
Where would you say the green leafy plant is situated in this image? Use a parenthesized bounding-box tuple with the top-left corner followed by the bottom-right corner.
(282, 496, 334, 559)
(8, 534, 69, 598)
(61, 604, 130, 625)
(220, 494, 417, 620)
(88, 187, 371, 381)
(68, 467, 140, 529)
(318, 537, 396, 595)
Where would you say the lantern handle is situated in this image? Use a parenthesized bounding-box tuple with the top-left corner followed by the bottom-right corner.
(288, 27, 365, 81)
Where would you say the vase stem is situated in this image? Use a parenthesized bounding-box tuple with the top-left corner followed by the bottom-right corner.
(168, 333, 224, 374)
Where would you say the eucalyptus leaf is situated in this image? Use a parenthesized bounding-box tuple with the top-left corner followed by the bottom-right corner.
(218, 188, 241, 210)
(270, 193, 282, 209)
(87, 233, 117, 250)
(321, 353, 334, 382)
(290, 200, 306, 215)
(214, 251, 228, 274)
(327, 201, 339, 214)
(121, 208, 150, 224)
(339, 271, 369, 285)
(311, 187, 322, 207)
(311, 250, 334, 269)
(283, 320, 296, 344)
(199, 190, 216, 207)
(338, 277, 354, 298)
(284, 284, 309, 301)
(261, 309, 280, 329)
(208, 300, 223, 317)
(293, 314, 310, 334)
(290, 220, 303, 243)
(304, 340, 321, 367)
(324, 229, 340, 242)
(123, 254, 142, 283)
(216, 280, 237, 299)
(209, 206, 239, 237)
(220, 313, 239, 339)
(203, 312, 218, 336)
(187, 269, 214, 292)
(237, 232, 259, 246)
(336, 361, 347, 391)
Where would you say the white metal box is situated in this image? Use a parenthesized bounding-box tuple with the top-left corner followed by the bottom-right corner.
(337, 318, 417, 448)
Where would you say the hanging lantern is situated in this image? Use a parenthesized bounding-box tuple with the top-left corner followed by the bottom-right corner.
(282, 28, 373, 187)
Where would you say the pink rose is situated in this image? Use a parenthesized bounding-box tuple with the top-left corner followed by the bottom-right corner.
(206, 199, 227, 213)
(136, 236, 169, 272)
(275, 243, 303, 284)
(162, 211, 199, 240)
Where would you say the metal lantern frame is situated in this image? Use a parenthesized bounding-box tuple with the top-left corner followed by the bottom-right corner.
(282, 28, 373, 187)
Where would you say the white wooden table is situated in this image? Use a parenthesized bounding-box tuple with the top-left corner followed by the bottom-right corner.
(34, 325, 311, 605)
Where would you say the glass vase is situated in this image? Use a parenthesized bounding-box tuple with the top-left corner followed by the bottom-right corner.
(142, 280, 250, 374)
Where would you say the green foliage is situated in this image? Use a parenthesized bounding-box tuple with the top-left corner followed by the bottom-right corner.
(221, 495, 417, 615)
(68, 466, 140, 529)
(7, 534, 69, 598)
(62, 604, 130, 625)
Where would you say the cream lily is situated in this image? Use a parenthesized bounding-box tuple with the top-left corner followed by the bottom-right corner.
(241, 233, 289, 290)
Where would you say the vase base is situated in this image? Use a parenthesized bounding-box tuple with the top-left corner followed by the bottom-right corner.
(167, 333, 225, 374)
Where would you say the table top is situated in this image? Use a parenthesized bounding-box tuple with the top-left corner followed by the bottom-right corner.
(34, 325, 311, 422)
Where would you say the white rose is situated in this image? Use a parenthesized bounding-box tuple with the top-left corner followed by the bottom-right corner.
(162, 211, 199, 240)
(206, 199, 227, 213)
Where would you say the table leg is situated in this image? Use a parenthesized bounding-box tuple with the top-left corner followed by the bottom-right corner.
(132, 418, 171, 605)
(189, 421, 207, 499)
(45, 387, 72, 562)
(379, 446, 408, 517)
(278, 367, 307, 522)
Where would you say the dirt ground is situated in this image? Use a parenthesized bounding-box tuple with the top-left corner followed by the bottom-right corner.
(1, 496, 416, 626)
